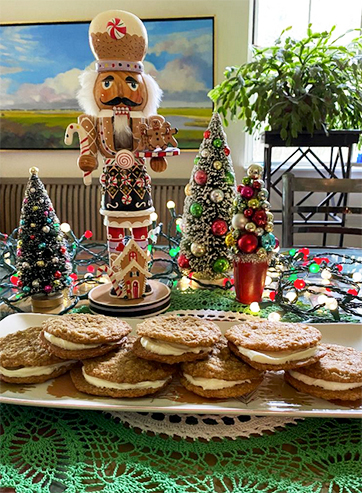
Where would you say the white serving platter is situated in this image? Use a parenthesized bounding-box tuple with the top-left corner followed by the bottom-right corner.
(0, 313, 361, 417)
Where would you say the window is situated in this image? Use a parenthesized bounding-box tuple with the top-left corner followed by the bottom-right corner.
(251, 0, 362, 164)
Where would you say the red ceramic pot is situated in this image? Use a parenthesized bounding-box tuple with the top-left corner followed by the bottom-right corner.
(233, 256, 268, 304)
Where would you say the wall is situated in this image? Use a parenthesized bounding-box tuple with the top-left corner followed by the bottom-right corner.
(0, 0, 251, 182)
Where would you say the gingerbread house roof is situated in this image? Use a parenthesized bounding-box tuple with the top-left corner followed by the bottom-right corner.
(121, 259, 152, 277)
(112, 239, 148, 271)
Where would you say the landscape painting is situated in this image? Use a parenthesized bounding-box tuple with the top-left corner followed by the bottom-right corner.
(0, 17, 214, 150)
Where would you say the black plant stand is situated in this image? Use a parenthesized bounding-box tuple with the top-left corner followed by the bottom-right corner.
(262, 130, 361, 246)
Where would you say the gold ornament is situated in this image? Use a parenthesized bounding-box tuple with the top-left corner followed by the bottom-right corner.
(255, 227, 264, 236)
(36, 260, 45, 267)
(225, 232, 236, 247)
(29, 167, 39, 176)
(248, 198, 260, 209)
(213, 160, 222, 170)
(245, 221, 257, 233)
(185, 183, 192, 196)
(265, 221, 274, 232)
(247, 163, 263, 179)
(256, 247, 267, 258)
(266, 212, 274, 222)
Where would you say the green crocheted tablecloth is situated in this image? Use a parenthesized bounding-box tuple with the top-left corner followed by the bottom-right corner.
(0, 404, 361, 493)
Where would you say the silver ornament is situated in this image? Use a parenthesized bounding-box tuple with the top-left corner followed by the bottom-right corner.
(213, 160, 222, 170)
(210, 189, 224, 203)
(22, 262, 30, 269)
(65, 263, 72, 271)
(52, 257, 59, 264)
(201, 149, 209, 158)
(265, 221, 274, 232)
(245, 221, 257, 233)
(191, 242, 206, 257)
(266, 212, 274, 222)
(247, 164, 263, 179)
(260, 200, 271, 210)
(42, 226, 50, 233)
(257, 188, 269, 200)
(30, 187, 36, 193)
(32, 280, 40, 287)
(56, 235, 62, 241)
(232, 213, 248, 230)
(255, 227, 264, 236)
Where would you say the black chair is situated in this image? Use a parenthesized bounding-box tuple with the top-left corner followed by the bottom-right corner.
(282, 173, 362, 248)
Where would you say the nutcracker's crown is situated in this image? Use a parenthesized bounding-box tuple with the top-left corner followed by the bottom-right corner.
(89, 10, 148, 73)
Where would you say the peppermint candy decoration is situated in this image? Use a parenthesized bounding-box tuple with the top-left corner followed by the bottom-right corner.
(109, 175, 118, 187)
(116, 149, 134, 169)
(99, 173, 106, 187)
(106, 18, 127, 40)
(122, 194, 132, 205)
(121, 175, 132, 186)
(135, 177, 144, 187)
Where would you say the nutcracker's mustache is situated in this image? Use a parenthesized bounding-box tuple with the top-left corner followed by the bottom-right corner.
(101, 96, 142, 107)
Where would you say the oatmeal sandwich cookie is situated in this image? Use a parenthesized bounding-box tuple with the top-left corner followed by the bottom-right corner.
(180, 338, 264, 399)
(0, 326, 76, 384)
(285, 343, 362, 401)
(225, 321, 325, 371)
(71, 337, 176, 398)
(133, 315, 222, 364)
(40, 313, 131, 360)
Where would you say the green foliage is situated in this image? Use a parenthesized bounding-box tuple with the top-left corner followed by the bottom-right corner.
(209, 26, 362, 145)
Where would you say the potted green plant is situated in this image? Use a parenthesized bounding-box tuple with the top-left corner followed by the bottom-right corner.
(209, 25, 362, 145)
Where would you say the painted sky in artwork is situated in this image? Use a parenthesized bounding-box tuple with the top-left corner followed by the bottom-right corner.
(0, 18, 213, 110)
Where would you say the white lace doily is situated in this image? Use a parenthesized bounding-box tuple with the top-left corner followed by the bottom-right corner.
(166, 309, 263, 322)
(108, 411, 302, 441)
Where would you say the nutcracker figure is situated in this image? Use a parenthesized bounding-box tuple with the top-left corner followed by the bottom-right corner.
(65, 10, 179, 262)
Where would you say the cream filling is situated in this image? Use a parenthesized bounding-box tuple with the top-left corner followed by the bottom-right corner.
(0, 360, 76, 378)
(184, 373, 251, 390)
(237, 345, 319, 365)
(288, 370, 362, 391)
(140, 336, 209, 356)
(44, 331, 119, 350)
(82, 367, 167, 390)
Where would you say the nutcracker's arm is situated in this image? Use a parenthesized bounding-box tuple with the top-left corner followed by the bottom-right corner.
(64, 114, 98, 185)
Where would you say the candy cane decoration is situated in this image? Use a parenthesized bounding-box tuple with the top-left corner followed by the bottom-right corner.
(64, 121, 95, 186)
(97, 264, 123, 297)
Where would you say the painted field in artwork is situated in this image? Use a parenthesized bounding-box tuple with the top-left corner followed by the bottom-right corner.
(0, 18, 214, 150)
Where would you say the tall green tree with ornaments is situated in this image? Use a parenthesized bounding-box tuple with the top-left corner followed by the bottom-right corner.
(178, 112, 236, 280)
(16, 167, 72, 298)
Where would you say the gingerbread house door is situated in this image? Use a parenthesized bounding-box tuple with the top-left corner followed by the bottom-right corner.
(132, 280, 139, 299)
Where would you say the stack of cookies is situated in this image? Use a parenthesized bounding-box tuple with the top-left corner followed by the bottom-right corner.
(1, 313, 361, 403)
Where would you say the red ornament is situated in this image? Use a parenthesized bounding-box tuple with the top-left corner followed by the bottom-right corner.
(69, 273, 78, 281)
(44, 285, 52, 294)
(275, 237, 280, 248)
(236, 185, 243, 194)
(30, 235, 35, 240)
(54, 270, 62, 279)
(269, 291, 276, 301)
(252, 179, 263, 190)
(240, 186, 254, 199)
(84, 230, 93, 239)
(237, 233, 258, 253)
(244, 208, 254, 218)
(60, 246, 67, 254)
(178, 254, 190, 269)
(211, 219, 228, 236)
(253, 210, 267, 227)
(224, 146, 230, 156)
(294, 279, 306, 290)
(203, 130, 211, 139)
(347, 289, 358, 296)
(194, 170, 208, 186)
(3, 234, 8, 240)
(17, 280, 23, 288)
(337, 264, 343, 272)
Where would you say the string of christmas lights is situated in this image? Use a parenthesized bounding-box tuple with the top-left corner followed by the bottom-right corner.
(1, 215, 361, 320)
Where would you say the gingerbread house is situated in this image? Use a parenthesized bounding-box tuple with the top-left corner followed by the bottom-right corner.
(112, 239, 151, 299)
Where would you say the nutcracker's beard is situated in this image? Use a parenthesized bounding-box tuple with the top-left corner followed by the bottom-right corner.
(114, 114, 133, 150)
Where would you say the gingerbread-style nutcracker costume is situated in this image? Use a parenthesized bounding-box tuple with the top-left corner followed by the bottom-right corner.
(65, 10, 178, 264)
